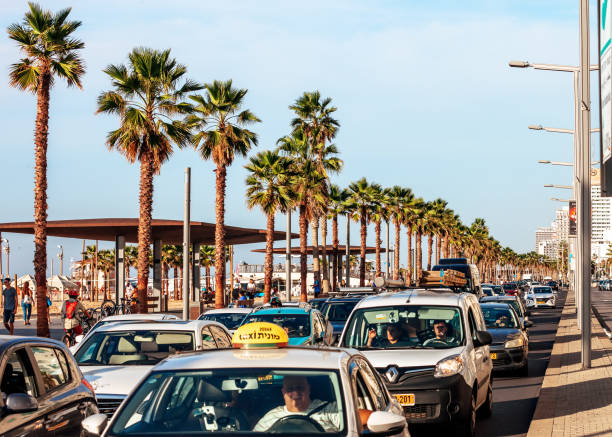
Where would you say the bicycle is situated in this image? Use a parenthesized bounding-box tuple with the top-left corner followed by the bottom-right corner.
(100, 297, 139, 317)
(62, 310, 94, 347)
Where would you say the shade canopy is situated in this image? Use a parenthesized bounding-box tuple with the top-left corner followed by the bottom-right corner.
(253, 245, 392, 255)
(47, 275, 79, 291)
(0, 218, 297, 245)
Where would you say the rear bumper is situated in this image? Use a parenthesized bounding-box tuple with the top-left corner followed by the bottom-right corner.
(383, 373, 472, 424)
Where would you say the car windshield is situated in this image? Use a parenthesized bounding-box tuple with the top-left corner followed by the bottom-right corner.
(502, 284, 516, 290)
(323, 302, 358, 322)
(482, 288, 494, 296)
(481, 307, 518, 329)
(74, 330, 195, 366)
(110, 369, 346, 436)
(533, 287, 552, 294)
(200, 313, 248, 330)
(242, 314, 311, 338)
(342, 305, 464, 349)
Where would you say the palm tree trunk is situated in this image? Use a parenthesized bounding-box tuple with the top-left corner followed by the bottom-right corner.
(332, 215, 339, 292)
(375, 220, 382, 277)
(321, 216, 329, 294)
(34, 66, 51, 337)
(406, 225, 413, 285)
(162, 263, 168, 297)
(443, 233, 450, 259)
(394, 220, 401, 280)
(311, 217, 320, 285)
(179, 267, 183, 300)
(205, 266, 211, 292)
(264, 213, 274, 304)
(416, 231, 423, 284)
(359, 208, 367, 287)
(214, 165, 227, 309)
(427, 234, 433, 270)
(436, 234, 442, 264)
(136, 154, 154, 313)
(299, 203, 308, 302)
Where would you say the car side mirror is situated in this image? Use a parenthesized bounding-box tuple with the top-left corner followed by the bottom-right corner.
(473, 330, 492, 347)
(363, 411, 406, 437)
(82, 413, 108, 436)
(5, 393, 38, 414)
(523, 320, 534, 328)
(74, 334, 84, 344)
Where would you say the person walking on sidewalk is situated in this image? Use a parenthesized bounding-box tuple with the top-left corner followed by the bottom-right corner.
(2, 278, 17, 335)
(21, 281, 32, 325)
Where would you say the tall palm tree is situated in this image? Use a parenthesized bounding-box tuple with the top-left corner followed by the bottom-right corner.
(426, 198, 447, 270)
(245, 150, 293, 303)
(97, 48, 198, 313)
(189, 80, 260, 309)
(164, 245, 183, 300)
(410, 198, 427, 284)
(369, 184, 387, 278)
(124, 245, 138, 285)
(289, 92, 340, 292)
(8, 3, 85, 337)
(347, 178, 378, 286)
(387, 186, 412, 281)
(328, 185, 349, 291)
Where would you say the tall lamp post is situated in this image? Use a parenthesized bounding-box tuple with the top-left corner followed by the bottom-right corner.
(57, 245, 64, 276)
(2, 239, 9, 278)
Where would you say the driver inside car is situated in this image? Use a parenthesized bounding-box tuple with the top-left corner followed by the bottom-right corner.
(253, 375, 340, 432)
(423, 319, 457, 346)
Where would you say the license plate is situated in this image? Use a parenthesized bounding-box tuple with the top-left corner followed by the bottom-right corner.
(394, 394, 415, 406)
(490, 353, 497, 360)
(537, 300, 546, 304)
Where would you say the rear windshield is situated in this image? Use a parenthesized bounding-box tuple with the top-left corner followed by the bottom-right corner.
(200, 313, 248, 330)
(323, 302, 359, 322)
(502, 283, 516, 290)
(242, 314, 311, 338)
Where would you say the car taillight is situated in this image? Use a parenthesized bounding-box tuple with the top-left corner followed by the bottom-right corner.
(82, 378, 95, 395)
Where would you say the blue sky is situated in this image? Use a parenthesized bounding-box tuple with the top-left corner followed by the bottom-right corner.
(0, 1, 600, 277)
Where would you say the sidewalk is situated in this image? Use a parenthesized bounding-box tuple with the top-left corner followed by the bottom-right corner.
(527, 292, 612, 437)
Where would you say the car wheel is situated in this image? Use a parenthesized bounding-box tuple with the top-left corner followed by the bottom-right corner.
(478, 377, 493, 418)
(455, 390, 476, 437)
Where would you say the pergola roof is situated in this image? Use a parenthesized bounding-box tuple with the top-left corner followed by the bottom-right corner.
(252, 245, 392, 255)
(0, 218, 297, 245)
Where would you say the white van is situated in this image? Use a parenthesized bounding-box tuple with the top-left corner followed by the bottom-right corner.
(339, 289, 493, 437)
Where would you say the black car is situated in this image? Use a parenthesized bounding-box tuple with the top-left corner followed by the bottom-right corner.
(479, 303, 529, 376)
(546, 281, 559, 291)
(318, 297, 362, 342)
(479, 295, 532, 334)
(0, 335, 98, 436)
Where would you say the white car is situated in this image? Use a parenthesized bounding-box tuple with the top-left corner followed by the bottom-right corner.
(73, 320, 232, 418)
(525, 286, 556, 309)
(198, 307, 252, 333)
(82, 323, 410, 437)
(72, 313, 181, 350)
(339, 289, 493, 437)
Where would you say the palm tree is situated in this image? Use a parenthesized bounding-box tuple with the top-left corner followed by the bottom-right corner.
(97, 48, 198, 312)
(124, 245, 138, 286)
(8, 3, 85, 337)
(289, 91, 340, 292)
(199, 246, 215, 293)
(188, 80, 260, 308)
(369, 184, 387, 277)
(410, 198, 427, 284)
(245, 150, 293, 303)
(387, 186, 412, 281)
(347, 178, 378, 286)
(426, 198, 447, 270)
(328, 185, 349, 291)
(164, 245, 183, 300)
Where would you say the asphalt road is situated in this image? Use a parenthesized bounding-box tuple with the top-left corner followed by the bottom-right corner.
(476, 288, 567, 437)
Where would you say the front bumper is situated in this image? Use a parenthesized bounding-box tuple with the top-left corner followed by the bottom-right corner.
(489, 345, 527, 371)
(378, 368, 471, 424)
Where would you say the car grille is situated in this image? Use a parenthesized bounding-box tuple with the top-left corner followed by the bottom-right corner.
(376, 366, 435, 384)
(403, 403, 438, 419)
(97, 395, 126, 418)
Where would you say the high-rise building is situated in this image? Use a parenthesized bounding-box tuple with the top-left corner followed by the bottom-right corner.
(555, 207, 569, 243)
(590, 169, 612, 259)
(536, 226, 557, 259)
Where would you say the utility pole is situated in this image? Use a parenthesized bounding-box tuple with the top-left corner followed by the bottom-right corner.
(578, 0, 591, 369)
(182, 168, 191, 320)
(345, 216, 350, 287)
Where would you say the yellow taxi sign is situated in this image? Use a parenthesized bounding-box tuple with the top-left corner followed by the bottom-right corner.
(232, 322, 289, 349)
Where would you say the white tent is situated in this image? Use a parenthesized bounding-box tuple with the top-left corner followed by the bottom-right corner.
(12, 274, 37, 294)
(47, 275, 80, 301)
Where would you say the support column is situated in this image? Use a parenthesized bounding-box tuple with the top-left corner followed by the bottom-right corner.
(115, 235, 125, 306)
(192, 242, 201, 302)
(153, 239, 162, 312)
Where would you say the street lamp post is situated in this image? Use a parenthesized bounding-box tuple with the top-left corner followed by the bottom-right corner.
(57, 245, 63, 276)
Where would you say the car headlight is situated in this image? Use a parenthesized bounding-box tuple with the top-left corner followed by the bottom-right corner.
(434, 355, 464, 378)
(504, 337, 525, 348)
